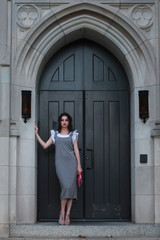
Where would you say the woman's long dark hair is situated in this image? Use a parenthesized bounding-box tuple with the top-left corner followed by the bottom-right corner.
(57, 112, 73, 133)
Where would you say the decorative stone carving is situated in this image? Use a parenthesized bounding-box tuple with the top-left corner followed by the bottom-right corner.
(17, 4, 40, 29)
(131, 5, 153, 29)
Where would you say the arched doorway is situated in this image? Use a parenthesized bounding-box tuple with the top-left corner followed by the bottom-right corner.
(38, 39, 130, 221)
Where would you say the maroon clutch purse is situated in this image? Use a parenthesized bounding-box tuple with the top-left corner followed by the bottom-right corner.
(78, 173, 82, 188)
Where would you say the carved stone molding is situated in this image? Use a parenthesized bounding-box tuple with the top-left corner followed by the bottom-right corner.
(17, 4, 40, 29)
(10, 121, 19, 137)
(151, 122, 160, 137)
(131, 5, 153, 30)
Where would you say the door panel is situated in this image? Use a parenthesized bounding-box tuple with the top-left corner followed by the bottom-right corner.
(38, 91, 84, 220)
(39, 46, 83, 90)
(85, 91, 130, 219)
(83, 42, 128, 91)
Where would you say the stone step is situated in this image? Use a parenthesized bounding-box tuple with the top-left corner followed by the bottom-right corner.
(3, 238, 160, 240)
(9, 222, 160, 239)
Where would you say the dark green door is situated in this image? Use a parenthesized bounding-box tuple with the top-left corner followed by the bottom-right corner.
(85, 91, 130, 219)
(38, 91, 84, 220)
(38, 40, 130, 221)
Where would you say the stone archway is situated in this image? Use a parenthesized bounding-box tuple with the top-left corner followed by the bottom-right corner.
(14, 2, 156, 89)
(12, 2, 157, 224)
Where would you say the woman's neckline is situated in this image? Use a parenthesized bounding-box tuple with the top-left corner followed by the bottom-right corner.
(58, 131, 71, 136)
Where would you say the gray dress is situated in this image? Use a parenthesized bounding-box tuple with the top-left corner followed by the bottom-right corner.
(51, 130, 78, 200)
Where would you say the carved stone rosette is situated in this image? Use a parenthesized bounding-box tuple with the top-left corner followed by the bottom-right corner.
(17, 4, 40, 29)
(131, 5, 153, 30)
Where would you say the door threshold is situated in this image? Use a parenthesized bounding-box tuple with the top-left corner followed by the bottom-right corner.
(38, 219, 131, 223)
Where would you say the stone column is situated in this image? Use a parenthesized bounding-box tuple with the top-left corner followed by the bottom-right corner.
(151, 123, 160, 223)
(9, 122, 19, 224)
(0, 65, 10, 237)
(0, 0, 11, 237)
(10, 86, 37, 224)
(10, 0, 37, 223)
(131, 88, 155, 223)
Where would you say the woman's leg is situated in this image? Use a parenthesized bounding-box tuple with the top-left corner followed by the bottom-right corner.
(65, 199, 73, 225)
(66, 199, 73, 215)
(61, 199, 67, 213)
(59, 199, 67, 224)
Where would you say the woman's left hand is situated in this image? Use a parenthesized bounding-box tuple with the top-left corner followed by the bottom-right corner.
(77, 165, 83, 175)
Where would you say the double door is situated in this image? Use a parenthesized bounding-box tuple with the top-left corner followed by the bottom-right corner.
(38, 90, 130, 221)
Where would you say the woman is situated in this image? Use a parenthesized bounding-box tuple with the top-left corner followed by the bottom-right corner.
(35, 112, 82, 225)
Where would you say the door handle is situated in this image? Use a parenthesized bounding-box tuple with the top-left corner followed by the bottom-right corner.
(86, 149, 93, 169)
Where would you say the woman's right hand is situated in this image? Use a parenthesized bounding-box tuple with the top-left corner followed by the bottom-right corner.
(35, 124, 38, 134)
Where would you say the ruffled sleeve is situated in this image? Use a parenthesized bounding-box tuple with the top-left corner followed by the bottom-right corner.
(72, 130, 79, 144)
(50, 130, 56, 144)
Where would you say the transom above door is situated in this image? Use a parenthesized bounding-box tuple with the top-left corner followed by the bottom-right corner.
(39, 39, 129, 91)
(38, 39, 130, 221)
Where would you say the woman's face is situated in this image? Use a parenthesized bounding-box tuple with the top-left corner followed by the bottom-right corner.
(61, 116, 69, 128)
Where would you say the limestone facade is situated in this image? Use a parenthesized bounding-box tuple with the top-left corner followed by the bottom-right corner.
(0, 0, 160, 237)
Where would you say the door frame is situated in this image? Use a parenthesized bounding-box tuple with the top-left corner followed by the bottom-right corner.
(37, 39, 131, 222)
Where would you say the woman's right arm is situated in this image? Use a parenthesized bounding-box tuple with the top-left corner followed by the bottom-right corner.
(35, 124, 53, 149)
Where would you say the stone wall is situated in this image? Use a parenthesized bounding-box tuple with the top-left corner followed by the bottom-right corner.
(0, 0, 160, 237)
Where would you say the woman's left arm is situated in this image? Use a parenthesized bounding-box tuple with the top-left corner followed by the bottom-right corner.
(73, 138, 82, 175)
